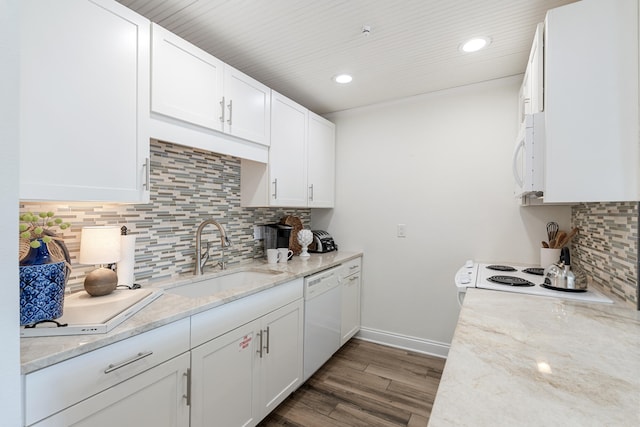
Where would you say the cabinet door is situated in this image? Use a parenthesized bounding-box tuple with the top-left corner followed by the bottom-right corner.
(528, 23, 544, 114)
(190, 320, 260, 427)
(32, 353, 190, 427)
(224, 64, 271, 146)
(341, 272, 362, 345)
(518, 72, 531, 124)
(151, 23, 225, 132)
(544, 0, 639, 202)
(307, 112, 336, 208)
(259, 299, 304, 418)
(20, 0, 150, 203)
(269, 91, 308, 207)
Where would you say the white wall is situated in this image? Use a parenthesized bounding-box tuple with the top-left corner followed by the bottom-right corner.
(0, 0, 23, 425)
(314, 76, 571, 356)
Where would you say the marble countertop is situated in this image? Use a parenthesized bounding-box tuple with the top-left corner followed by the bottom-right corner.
(20, 251, 362, 374)
(429, 288, 640, 426)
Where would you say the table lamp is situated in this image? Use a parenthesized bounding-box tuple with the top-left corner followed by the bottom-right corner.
(79, 226, 122, 296)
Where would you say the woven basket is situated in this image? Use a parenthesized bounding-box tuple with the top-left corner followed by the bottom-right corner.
(19, 232, 72, 281)
(281, 215, 304, 255)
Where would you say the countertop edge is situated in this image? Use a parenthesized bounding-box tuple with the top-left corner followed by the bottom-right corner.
(428, 288, 640, 426)
(21, 251, 363, 374)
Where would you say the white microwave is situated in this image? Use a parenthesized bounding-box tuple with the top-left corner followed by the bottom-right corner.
(513, 112, 544, 199)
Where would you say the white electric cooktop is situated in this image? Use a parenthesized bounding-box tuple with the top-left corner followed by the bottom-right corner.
(456, 261, 613, 304)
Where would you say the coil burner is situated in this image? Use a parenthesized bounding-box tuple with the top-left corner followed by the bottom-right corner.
(486, 275, 535, 287)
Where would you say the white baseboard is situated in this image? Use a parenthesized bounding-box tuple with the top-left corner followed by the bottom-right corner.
(355, 327, 450, 359)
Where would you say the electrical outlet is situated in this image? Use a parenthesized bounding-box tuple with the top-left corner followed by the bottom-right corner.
(397, 224, 407, 238)
(253, 225, 264, 240)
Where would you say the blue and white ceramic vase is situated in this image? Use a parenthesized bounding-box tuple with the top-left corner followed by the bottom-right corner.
(20, 238, 54, 266)
(19, 240, 66, 326)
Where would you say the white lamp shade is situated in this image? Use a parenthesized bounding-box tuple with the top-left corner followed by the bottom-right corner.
(79, 226, 122, 265)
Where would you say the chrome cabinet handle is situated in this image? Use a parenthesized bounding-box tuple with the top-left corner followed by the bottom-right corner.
(308, 184, 314, 201)
(143, 157, 150, 190)
(183, 369, 191, 406)
(227, 99, 233, 126)
(264, 326, 270, 354)
(256, 330, 263, 358)
(272, 178, 278, 199)
(104, 351, 153, 374)
(219, 96, 225, 124)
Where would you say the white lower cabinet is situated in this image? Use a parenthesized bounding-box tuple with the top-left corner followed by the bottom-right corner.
(23, 278, 312, 427)
(32, 352, 190, 427)
(340, 257, 362, 345)
(24, 318, 191, 426)
(190, 320, 258, 427)
(190, 298, 304, 427)
(259, 299, 304, 416)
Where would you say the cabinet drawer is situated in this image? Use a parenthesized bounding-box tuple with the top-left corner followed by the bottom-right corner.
(31, 352, 190, 427)
(191, 278, 303, 348)
(24, 318, 190, 426)
(341, 257, 362, 278)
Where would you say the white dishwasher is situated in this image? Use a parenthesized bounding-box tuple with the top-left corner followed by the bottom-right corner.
(303, 265, 341, 381)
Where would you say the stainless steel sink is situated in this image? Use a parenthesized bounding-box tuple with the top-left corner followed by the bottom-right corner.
(165, 269, 285, 298)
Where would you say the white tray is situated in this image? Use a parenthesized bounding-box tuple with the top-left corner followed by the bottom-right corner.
(20, 288, 163, 337)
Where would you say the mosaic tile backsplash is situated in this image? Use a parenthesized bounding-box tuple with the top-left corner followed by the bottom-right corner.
(571, 202, 639, 309)
(21, 140, 311, 292)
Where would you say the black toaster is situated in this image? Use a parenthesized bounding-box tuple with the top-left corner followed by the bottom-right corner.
(308, 230, 337, 253)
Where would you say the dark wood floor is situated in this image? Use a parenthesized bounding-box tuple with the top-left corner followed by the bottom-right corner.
(258, 339, 446, 427)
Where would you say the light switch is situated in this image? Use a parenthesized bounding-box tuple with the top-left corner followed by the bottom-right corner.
(397, 224, 407, 238)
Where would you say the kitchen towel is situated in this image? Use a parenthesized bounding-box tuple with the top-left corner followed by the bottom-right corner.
(117, 235, 136, 286)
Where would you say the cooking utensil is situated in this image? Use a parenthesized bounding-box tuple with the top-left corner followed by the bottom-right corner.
(553, 231, 567, 248)
(557, 227, 579, 248)
(546, 222, 559, 243)
(549, 238, 557, 249)
(541, 241, 549, 248)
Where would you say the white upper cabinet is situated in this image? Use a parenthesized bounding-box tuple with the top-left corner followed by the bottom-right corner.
(241, 92, 336, 208)
(151, 24, 271, 147)
(151, 23, 225, 132)
(527, 23, 544, 115)
(519, 23, 544, 123)
(543, 0, 639, 203)
(307, 112, 336, 208)
(20, 0, 150, 203)
(223, 64, 272, 146)
(268, 91, 309, 207)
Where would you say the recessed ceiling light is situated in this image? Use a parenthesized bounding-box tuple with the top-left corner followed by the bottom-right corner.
(334, 74, 353, 84)
(460, 37, 491, 53)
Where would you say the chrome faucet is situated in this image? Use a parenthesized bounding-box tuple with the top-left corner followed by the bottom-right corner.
(195, 219, 231, 275)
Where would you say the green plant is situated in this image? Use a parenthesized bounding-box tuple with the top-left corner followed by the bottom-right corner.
(19, 212, 71, 248)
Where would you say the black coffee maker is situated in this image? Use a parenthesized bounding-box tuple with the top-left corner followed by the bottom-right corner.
(264, 224, 293, 250)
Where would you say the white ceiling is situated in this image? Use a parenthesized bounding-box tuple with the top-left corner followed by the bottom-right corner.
(117, 0, 577, 114)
